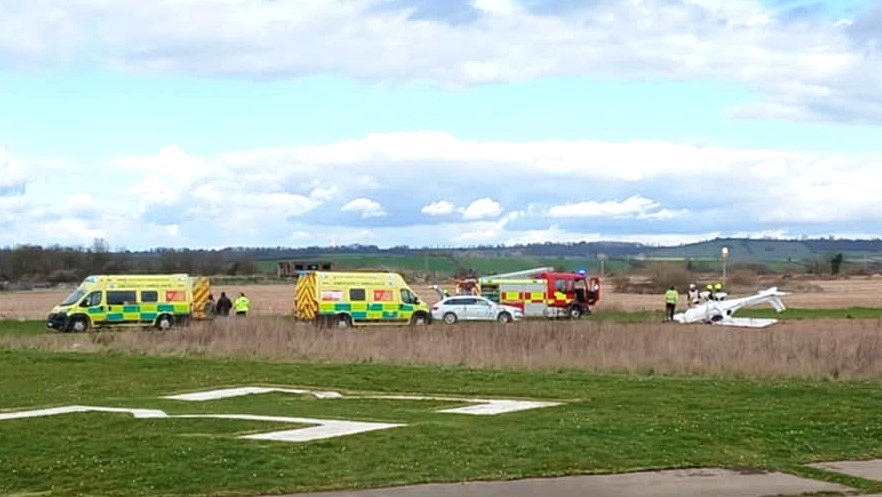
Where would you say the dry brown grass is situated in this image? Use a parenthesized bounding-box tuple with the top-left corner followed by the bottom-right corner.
(5, 315, 882, 380)
(4, 275, 882, 380)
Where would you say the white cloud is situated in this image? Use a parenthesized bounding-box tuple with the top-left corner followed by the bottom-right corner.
(341, 198, 386, 218)
(461, 198, 503, 220)
(1, 1, 879, 122)
(546, 195, 685, 219)
(2, 131, 882, 249)
(473, 0, 519, 16)
(308, 185, 340, 202)
(421, 200, 456, 215)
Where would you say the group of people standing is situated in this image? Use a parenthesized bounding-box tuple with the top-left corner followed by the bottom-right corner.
(203, 291, 251, 318)
(663, 282, 725, 322)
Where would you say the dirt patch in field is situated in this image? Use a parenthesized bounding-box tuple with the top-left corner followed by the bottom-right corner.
(1, 276, 879, 320)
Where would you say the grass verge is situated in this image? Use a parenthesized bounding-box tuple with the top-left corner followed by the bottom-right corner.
(3, 351, 882, 496)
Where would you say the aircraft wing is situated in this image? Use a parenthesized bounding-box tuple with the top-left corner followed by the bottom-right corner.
(715, 317, 780, 328)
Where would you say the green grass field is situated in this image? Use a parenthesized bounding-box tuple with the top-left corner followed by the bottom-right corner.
(3, 350, 882, 496)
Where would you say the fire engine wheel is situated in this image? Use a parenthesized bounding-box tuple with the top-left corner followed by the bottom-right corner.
(497, 312, 512, 324)
(69, 317, 89, 333)
(442, 312, 458, 325)
(568, 306, 583, 320)
(156, 314, 174, 330)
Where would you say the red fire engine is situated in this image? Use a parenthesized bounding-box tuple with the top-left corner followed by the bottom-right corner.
(478, 268, 601, 319)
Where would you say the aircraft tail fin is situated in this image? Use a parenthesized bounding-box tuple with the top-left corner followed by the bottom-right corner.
(760, 287, 787, 313)
(769, 296, 786, 312)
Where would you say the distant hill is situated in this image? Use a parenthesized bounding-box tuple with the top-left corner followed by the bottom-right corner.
(642, 238, 882, 262)
(225, 238, 882, 263)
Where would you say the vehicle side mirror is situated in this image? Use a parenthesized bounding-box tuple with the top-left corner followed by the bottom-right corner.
(79, 299, 89, 308)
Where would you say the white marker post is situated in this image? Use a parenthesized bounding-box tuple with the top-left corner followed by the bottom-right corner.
(721, 246, 729, 285)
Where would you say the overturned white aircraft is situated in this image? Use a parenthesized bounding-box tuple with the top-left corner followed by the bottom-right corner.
(673, 287, 788, 328)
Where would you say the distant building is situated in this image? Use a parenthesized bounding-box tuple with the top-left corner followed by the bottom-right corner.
(277, 261, 333, 278)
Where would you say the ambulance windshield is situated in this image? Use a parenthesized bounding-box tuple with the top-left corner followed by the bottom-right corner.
(60, 288, 87, 306)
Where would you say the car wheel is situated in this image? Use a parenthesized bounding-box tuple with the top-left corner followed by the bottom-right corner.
(443, 312, 457, 325)
(497, 312, 512, 324)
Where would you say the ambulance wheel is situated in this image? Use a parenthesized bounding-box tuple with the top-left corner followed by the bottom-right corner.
(156, 314, 174, 330)
(410, 312, 429, 326)
(497, 312, 512, 324)
(335, 314, 352, 328)
(568, 306, 583, 320)
(442, 312, 458, 325)
(70, 317, 89, 333)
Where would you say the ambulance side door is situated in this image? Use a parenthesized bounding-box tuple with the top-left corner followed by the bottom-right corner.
(80, 291, 105, 324)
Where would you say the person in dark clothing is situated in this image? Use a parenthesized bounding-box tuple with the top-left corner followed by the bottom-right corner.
(203, 294, 217, 319)
(574, 278, 587, 303)
(215, 292, 233, 317)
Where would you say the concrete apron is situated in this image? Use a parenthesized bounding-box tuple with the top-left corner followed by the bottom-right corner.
(280, 467, 854, 497)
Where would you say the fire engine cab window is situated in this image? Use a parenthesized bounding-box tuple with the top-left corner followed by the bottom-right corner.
(555, 280, 566, 292)
(349, 288, 366, 301)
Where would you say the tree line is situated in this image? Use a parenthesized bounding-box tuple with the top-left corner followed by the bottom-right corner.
(0, 241, 263, 285)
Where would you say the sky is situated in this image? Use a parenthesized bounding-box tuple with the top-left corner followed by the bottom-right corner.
(1, 0, 882, 251)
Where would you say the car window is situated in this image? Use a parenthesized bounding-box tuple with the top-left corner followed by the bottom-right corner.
(476, 299, 491, 307)
(446, 298, 476, 305)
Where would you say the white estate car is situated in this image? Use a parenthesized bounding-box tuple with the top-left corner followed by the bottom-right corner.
(431, 295, 524, 324)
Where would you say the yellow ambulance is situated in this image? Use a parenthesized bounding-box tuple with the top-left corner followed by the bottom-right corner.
(294, 271, 431, 327)
(46, 274, 211, 332)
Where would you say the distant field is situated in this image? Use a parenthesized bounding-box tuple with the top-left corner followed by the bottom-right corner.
(3, 275, 879, 321)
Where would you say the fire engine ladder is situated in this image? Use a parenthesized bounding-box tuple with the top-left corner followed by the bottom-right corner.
(485, 267, 555, 279)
